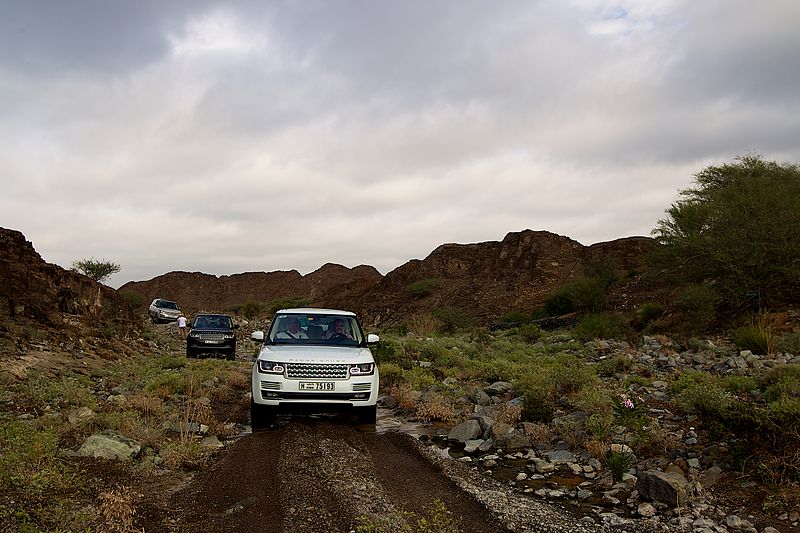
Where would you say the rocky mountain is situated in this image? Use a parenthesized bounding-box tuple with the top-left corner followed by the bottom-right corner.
(0, 227, 133, 328)
(119, 229, 657, 325)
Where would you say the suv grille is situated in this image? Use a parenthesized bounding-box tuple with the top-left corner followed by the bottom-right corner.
(286, 363, 348, 379)
(198, 333, 225, 341)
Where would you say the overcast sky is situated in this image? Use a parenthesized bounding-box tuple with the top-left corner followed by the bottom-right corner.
(2, 1, 799, 288)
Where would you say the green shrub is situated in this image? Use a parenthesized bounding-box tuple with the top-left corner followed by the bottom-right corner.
(670, 371, 732, 418)
(575, 313, 625, 341)
(760, 365, 800, 403)
(723, 375, 758, 394)
(584, 256, 617, 288)
(119, 290, 146, 308)
(431, 307, 474, 333)
(546, 278, 609, 316)
(406, 279, 439, 297)
(595, 355, 634, 377)
(517, 323, 543, 343)
(267, 297, 312, 315)
(635, 303, 665, 325)
(734, 315, 777, 355)
(675, 284, 719, 330)
(776, 329, 800, 354)
(241, 301, 264, 319)
(378, 362, 404, 389)
(158, 355, 187, 370)
(607, 451, 633, 482)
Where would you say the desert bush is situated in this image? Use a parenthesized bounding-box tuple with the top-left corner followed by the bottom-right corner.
(522, 422, 554, 443)
(583, 255, 618, 288)
(652, 155, 800, 307)
(734, 314, 777, 355)
(723, 375, 758, 394)
(71, 257, 120, 282)
(594, 355, 634, 377)
(416, 392, 458, 423)
(499, 310, 536, 324)
(575, 313, 625, 341)
(99, 488, 140, 533)
(670, 371, 732, 418)
(405, 313, 443, 336)
(545, 278, 609, 315)
(406, 278, 439, 297)
(267, 297, 311, 315)
(516, 323, 543, 343)
(586, 413, 614, 441)
(119, 290, 146, 308)
(494, 403, 523, 426)
(760, 365, 800, 403)
(240, 301, 264, 319)
(776, 329, 800, 354)
(607, 450, 633, 482)
(388, 383, 421, 410)
(635, 302, 665, 327)
(431, 307, 475, 333)
(674, 284, 719, 330)
(378, 362, 404, 389)
(158, 355, 187, 370)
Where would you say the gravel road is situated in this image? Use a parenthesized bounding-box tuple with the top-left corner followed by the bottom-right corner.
(138, 418, 677, 533)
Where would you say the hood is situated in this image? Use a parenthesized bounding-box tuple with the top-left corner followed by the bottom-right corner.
(256, 344, 375, 363)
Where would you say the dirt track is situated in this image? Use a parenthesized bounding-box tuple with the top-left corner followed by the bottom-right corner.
(140, 419, 507, 533)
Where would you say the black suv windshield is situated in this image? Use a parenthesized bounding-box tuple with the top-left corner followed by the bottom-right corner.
(268, 313, 363, 345)
(193, 315, 233, 329)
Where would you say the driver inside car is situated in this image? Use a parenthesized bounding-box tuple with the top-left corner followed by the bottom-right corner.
(325, 318, 353, 340)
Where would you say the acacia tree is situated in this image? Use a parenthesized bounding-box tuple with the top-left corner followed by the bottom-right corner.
(72, 258, 121, 283)
(652, 155, 800, 308)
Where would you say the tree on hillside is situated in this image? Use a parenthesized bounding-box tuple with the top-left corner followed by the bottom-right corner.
(72, 258, 121, 283)
(652, 155, 800, 308)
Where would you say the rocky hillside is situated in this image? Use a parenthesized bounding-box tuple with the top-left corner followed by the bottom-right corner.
(0, 227, 133, 328)
(120, 230, 658, 325)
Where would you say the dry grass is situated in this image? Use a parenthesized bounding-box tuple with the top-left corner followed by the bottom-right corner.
(494, 404, 523, 426)
(98, 488, 142, 533)
(415, 392, 458, 423)
(390, 383, 422, 410)
(522, 422, 554, 443)
(406, 313, 443, 337)
(127, 393, 163, 417)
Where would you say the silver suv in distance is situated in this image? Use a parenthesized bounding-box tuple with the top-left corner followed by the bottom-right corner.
(250, 308, 380, 428)
(148, 298, 182, 323)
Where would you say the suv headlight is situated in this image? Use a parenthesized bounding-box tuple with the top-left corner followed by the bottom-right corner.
(223, 333, 235, 339)
(258, 360, 284, 374)
(188, 331, 200, 338)
(349, 363, 375, 375)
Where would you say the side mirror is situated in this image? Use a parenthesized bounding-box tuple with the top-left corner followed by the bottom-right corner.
(251, 331, 265, 342)
(367, 334, 380, 344)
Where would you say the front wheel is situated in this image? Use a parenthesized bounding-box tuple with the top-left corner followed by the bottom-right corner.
(186, 346, 195, 358)
(226, 348, 236, 361)
(354, 405, 377, 425)
(251, 399, 276, 430)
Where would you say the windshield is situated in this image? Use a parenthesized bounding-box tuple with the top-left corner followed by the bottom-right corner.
(267, 313, 363, 345)
(158, 300, 179, 310)
(193, 315, 232, 329)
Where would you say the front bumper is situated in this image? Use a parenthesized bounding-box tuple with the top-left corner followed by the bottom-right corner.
(187, 337, 236, 352)
(251, 367, 379, 407)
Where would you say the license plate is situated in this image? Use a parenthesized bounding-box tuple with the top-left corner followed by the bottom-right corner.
(203, 339, 221, 344)
(299, 382, 335, 391)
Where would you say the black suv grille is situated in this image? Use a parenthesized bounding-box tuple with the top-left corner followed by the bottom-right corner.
(286, 363, 348, 379)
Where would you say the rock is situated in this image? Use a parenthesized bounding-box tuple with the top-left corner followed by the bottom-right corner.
(464, 439, 484, 453)
(529, 458, 555, 474)
(68, 406, 94, 425)
(724, 515, 744, 529)
(637, 502, 657, 517)
(76, 431, 141, 461)
(637, 469, 691, 507)
(485, 381, 514, 395)
(201, 436, 224, 449)
(545, 449, 575, 463)
(762, 528, 780, 533)
(448, 420, 482, 443)
(490, 421, 513, 439)
(495, 430, 531, 451)
(468, 387, 492, 406)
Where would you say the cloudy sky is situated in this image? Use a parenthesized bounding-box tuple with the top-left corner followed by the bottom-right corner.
(2, 1, 799, 288)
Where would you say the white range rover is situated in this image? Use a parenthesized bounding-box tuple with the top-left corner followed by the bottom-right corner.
(250, 308, 380, 427)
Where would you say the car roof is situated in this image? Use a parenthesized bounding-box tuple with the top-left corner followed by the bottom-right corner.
(275, 308, 356, 316)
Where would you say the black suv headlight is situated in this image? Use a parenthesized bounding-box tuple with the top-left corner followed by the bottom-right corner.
(258, 360, 284, 374)
(223, 333, 235, 339)
(349, 363, 374, 376)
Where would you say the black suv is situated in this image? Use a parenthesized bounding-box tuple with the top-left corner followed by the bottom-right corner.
(186, 313, 237, 359)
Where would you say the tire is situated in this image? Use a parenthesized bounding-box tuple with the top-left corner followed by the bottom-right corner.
(250, 399, 276, 430)
(226, 348, 236, 361)
(186, 346, 194, 358)
(354, 405, 377, 425)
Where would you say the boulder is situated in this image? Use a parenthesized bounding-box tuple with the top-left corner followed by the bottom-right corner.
(637, 470, 691, 507)
(495, 431, 531, 452)
(485, 381, 514, 395)
(76, 431, 141, 461)
(448, 420, 482, 443)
